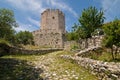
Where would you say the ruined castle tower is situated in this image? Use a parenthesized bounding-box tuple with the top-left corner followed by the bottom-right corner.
(32, 9, 65, 48)
(41, 9, 65, 33)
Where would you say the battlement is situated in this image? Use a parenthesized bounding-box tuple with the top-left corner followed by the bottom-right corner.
(41, 9, 64, 16)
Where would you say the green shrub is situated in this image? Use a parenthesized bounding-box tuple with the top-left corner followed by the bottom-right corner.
(70, 44, 79, 50)
(0, 39, 11, 56)
(0, 39, 11, 46)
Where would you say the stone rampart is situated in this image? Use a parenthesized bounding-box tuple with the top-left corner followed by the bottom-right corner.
(33, 30, 65, 48)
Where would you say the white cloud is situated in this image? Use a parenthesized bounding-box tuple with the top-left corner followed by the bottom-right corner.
(6, 0, 78, 18)
(6, 0, 45, 14)
(101, 0, 120, 22)
(46, 0, 78, 17)
(101, 0, 118, 11)
(14, 22, 38, 32)
(28, 17, 39, 27)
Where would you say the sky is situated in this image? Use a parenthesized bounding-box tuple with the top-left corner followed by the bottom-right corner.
(0, 0, 120, 32)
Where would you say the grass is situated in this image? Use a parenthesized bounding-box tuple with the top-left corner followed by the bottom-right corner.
(0, 51, 98, 80)
(22, 45, 52, 50)
(0, 57, 43, 80)
(81, 48, 120, 62)
(98, 52, 120, 62)
(2, 55, 39, 61)
(52, 56, 98, 80)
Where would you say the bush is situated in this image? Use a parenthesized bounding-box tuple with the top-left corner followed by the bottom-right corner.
(0, 39, 11, 56)
(0, 39, 11, 46)
(70, 44, 79, 50)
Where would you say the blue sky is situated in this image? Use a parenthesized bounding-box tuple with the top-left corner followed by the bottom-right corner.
(0, 0, 120, 32)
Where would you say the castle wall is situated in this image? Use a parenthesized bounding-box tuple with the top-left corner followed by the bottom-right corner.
(33, 30, 64, 48)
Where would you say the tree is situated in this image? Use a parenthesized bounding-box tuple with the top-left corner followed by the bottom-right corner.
(15, 31, 34, 45)
(64, 6, 105, 43)
(103, 19, 120, 59)
(79, 6, 105, 38)
(66, 24, 80, 41)
(76, 26, 87, 39)
(66, 32, 78, 41)
(0, 8, 18, 42)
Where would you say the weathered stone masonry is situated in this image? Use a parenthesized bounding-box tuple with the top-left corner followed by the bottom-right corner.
(32, 9, 65, 48)
(61, 55, 120, 80)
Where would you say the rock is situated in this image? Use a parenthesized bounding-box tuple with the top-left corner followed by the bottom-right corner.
(111, 74, 118, 79)
(52, 73, 56, 76)
(61, 55, 120, 80)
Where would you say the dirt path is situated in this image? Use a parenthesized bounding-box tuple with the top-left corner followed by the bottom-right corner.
(32, 51, 98, 80)
(2, 51, 98, 80)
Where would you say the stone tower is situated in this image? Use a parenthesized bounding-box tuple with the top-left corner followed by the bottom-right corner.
(41, 9, 65, 33)
(32, 9, 65, 48)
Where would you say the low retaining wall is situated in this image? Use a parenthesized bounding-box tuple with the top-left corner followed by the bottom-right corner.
(61, 55, 120, 80)
(9, 47, 63, 55)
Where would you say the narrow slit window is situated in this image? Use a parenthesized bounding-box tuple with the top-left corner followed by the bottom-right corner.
(52, 16, 55, 19)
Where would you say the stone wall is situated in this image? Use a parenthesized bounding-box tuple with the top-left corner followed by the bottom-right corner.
(33, 30, 65, 48)
(64, 36, 104, 51)
(9, 47, 63, 55)
(79, 35, 104, 49)
(61, 55, 120, 80)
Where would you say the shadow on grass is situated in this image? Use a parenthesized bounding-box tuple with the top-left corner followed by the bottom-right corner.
(0, 58, 43, 80)
(109, 58, 120, 62)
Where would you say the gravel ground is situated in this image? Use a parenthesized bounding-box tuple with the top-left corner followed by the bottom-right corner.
(1, 51, 98, 80)
(31, 51, 98, 80)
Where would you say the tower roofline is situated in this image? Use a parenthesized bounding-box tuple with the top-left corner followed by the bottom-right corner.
(41, 9, 64, 16)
